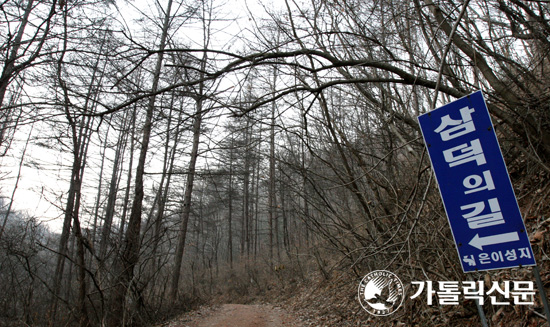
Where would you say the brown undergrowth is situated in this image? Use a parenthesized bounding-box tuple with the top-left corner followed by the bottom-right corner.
(161, 160, 550, 327)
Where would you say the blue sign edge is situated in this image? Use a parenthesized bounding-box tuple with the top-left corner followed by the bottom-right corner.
(417, 90, 536, 273)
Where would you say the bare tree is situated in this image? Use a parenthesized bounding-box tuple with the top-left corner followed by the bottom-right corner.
(171, 0, 218, 301)
(108, 0, 175, 324)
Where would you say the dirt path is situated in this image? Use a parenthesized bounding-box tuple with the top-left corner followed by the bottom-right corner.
(165, 304, 304, 327)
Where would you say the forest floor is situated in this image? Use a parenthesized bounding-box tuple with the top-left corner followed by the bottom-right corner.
(158, 304, 305, 327)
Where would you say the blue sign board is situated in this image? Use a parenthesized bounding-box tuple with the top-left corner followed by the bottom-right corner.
(418, 91, 536, 272)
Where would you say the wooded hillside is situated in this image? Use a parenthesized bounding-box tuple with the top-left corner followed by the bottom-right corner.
(1, 0, 549, 326)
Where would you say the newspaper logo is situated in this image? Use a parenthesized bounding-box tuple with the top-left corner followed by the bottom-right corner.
(358, 270, 404, 316)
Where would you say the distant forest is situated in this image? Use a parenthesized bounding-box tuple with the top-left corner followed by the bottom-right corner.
(1, 0, 549, 326)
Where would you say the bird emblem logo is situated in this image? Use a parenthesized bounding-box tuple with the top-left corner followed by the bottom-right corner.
(358, 270, 404, 316)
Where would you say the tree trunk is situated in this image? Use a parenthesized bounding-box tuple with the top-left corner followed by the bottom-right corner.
(227, 142, 234, 268)
(119, 106, 137, 244)
(242, 119, 251, 256)
(108, 0, 173, 324)
(170, 91, 204, 302)
(268, 100, 277, 263)
(50, 9, 95, 325)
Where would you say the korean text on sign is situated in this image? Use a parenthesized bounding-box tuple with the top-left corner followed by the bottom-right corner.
(417, 91, 535, 272)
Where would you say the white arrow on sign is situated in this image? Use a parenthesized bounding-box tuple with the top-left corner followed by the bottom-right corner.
(469, 232, 520, 250)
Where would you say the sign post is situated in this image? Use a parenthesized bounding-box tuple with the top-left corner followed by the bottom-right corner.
(418, 91, 535, 272)
(419, 91, 549, 326)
